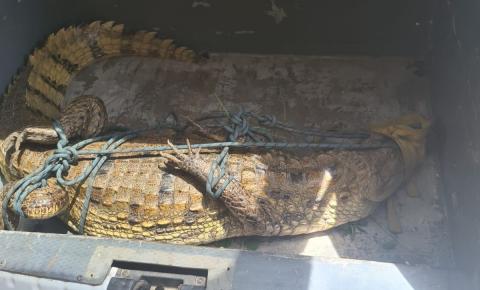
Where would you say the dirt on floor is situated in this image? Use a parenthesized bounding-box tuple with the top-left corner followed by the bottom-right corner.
(2, 53, 453, 267)
(64, 54, 452, 267)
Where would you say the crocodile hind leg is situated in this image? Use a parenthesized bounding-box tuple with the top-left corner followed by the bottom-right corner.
(2, 95, 108, 171)
(57, 95, 107, 139)
(161, 140, 280, 235)
(4, 95, 107, 148)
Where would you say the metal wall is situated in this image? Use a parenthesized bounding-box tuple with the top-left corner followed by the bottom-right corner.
(73, 0, 431, 56)
(6, 0, 476, 286)
(0, 0, 81, 98)
(0, 0, 431, 94)
(431, 0, 480, 287)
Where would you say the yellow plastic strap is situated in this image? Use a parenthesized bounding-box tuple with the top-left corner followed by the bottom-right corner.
(371, 114, 430, 234)
(370, 114, 430, 178)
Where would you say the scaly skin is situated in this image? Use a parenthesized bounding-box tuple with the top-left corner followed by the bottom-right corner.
(0, 131, 405, 244)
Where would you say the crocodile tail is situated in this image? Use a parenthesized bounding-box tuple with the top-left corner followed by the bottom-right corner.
(22, 21, 200, 119)
(370, 114, 431, 178)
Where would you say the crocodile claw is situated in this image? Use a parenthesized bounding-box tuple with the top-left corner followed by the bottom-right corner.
(161, 139, 202, 169)
(185, 138, 201, 158)
(160, 139, 185, 167)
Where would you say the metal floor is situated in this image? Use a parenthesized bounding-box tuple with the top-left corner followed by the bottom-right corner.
(57, 54, 452, 268)
(0, 231, 464, 290)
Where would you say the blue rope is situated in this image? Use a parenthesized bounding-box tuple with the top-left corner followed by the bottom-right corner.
(251, 113, 370, 139)
(203, 110, 374, 199)
(2, 111, 393, 231)
(195, 110, 370, 139)
(189, 109, 372, 198)
(77, 132, 135, 233)
(206, 147, 234, 198)
(71, 141, 391, 155)
(206, 110, 275, 197)
(224, 110, 273, 142)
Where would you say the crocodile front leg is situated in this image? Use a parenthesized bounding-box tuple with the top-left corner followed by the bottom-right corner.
(161, 141, 280, 235)
(57, 95, 107, 140)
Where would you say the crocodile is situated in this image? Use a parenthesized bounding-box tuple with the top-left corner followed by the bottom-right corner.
(0, 96, 429, 244)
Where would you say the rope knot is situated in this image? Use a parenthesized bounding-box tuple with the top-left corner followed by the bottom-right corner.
(225, 111, 250, 141)
(257, 114, 277, 127)
(54, 146, 79, 164)
(222, 110, 273, 142)
(52, 146, 79, 174)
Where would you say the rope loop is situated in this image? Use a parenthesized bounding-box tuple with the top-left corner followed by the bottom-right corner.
(206, 147, 234, 199)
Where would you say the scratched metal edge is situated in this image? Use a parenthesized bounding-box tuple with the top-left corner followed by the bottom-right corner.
(0, 231, 238, 286)
(0, 231, 465, 290)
